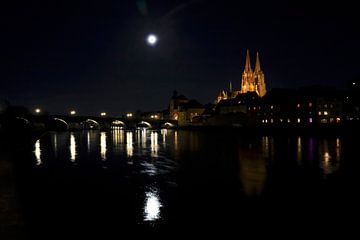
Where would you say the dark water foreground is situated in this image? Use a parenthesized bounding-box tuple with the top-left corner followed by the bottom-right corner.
(1, 129, 359, 238)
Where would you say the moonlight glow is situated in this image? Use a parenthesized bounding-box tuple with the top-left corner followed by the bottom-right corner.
(147, 34, 158, 46)
(144, 191, 162, 221)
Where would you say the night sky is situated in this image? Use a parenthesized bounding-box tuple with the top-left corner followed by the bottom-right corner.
(1, 0, 359, 115)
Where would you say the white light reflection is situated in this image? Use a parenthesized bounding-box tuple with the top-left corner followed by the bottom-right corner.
(70, 133, 77, 162)
(297, 136, 302, 164)
(320, 140, 333, 175)
(112, 129, 124, 155)
(53, 134, 58, 158)
(336, 137, 341, 162)
(262, 136, 269, 158)
(151, 132, 158, 157)
(141, 128, 147, 149)
(161, 129, 167, 146)
(126, 131, 133, 157)
(87, 131, 91, 153)
(34, 140, 42, 166)
(144, 190, 162, 221)
(174, 131, 178, 152)
(100, 132, 107, 161)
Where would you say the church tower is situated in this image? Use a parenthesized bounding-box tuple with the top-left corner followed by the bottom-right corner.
(240, 49, 255, 94)
(254, 52, 266, 97)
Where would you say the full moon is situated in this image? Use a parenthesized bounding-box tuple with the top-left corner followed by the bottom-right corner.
(146, 34, 158, 46)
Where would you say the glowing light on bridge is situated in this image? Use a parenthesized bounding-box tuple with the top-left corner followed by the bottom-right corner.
(34, 140, 42, 166)
(35, 108, 41, 114)
(70, 110, 76, 115)
(100, 112, 107, 116)
(126, 113, 133, 118)
(100, 132, 107, 161)
(144, 190, 162, 221)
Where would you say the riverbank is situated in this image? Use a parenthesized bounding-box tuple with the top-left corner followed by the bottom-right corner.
(176, 124, 360, 136)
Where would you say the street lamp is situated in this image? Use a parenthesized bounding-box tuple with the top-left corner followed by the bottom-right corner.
(100, 112, 107, 116)
(35, 108, 41, 114)
(126, 113, 133, 118)
(70, 110, 76, 115)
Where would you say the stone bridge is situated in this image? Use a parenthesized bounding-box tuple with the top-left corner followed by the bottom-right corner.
(2, 115, 177, 131)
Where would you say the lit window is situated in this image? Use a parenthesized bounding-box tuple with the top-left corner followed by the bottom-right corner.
(321, 119, 327, 123)
(280, 118, 283, 122)
(270, 105, 274, 109)
(324, 104, 328, 108)
(253, 107, 256, 110)
(330, 118, 334, 123)
(297, 118, 301, 123)
(353, 82, 356, 86)
(324, 111, 328, 116)
(270, 119, 274, 123)
(265, 119, 268, 123)
(336, 117, 341, 123)
(262, 120, 265, 123)
(318, 111, 322, 116)
(309, 102, 313, 107)
(297, 104, 300, 108)
(287, 119, 291, 123)
(330, 104, 334, 108)
(309, 118, 313, 123)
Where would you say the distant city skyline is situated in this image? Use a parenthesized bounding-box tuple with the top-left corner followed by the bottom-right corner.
(1, 0, 359, 115)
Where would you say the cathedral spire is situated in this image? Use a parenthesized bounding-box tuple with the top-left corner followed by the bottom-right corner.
(244, 49, 252, 72)
(255, 51, 261, 72)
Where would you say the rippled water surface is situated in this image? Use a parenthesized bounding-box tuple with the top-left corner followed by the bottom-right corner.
(10, 129, 358, 237)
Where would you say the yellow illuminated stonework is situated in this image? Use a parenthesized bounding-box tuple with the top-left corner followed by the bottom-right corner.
(215, 49, 267, 104)
(241, 50, 266, 97)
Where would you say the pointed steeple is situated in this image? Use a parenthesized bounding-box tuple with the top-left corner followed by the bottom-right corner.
(244, 49, 252, 72)
(229, 81, 232, 92)
(255, 51, 261, 72)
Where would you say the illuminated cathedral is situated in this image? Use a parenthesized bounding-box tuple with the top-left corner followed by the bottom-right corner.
(215, 50, 266, 104)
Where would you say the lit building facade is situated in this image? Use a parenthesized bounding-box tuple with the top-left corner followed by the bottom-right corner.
(169, 91, 205, 126)
(215, 49, 266, 104)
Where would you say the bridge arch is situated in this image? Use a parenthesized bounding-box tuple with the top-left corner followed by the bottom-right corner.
(111, 120, 126, 129)
(137, 121, 152, 128)
(15, 117, 30, 125)
(54, 118, 68, 126)
(53, 118, 69, 131)
(81, 119, 100, 130)
(162, 122, 175, 128)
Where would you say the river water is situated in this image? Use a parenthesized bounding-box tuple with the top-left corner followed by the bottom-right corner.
(8, 129, 359, 238)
